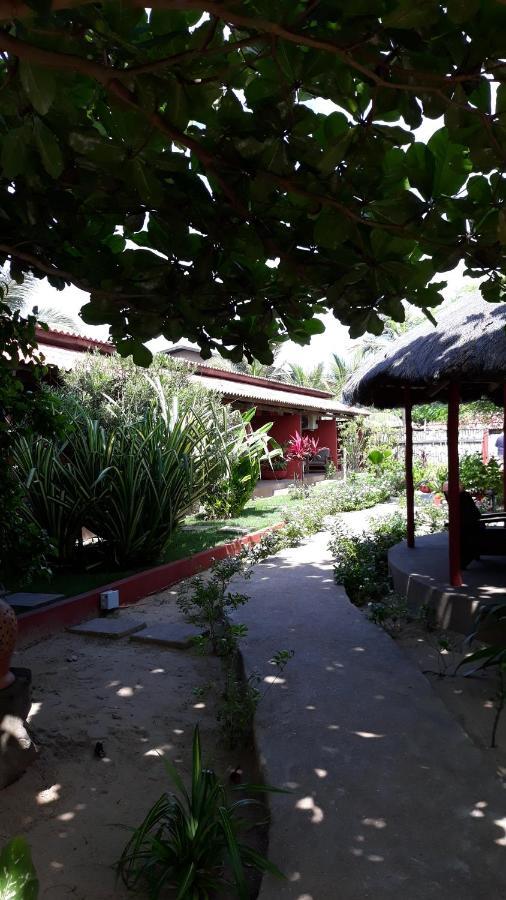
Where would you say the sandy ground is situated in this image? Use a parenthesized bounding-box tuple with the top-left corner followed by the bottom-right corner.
(1, 587, 260, 899)
(393, 621, 506, 781)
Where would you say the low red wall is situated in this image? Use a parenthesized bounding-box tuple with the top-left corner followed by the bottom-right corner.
(16, 524, 283, 642)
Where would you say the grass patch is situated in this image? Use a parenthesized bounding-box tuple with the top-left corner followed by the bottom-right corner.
(15, 494, 295, 601)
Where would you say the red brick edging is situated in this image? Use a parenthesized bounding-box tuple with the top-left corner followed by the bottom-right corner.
(17, 524, 282, 641)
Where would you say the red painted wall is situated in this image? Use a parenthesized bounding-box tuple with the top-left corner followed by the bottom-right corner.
(253, 410, 302, 478)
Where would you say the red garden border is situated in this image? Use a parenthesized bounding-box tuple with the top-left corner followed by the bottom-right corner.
(16, 524, 283, 641)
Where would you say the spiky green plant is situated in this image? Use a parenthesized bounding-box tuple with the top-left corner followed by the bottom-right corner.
(117, 725, 284, 899)
(13, 424, 104, 563)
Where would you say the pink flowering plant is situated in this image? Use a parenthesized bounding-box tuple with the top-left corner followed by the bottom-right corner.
(285, 431, 320, 480)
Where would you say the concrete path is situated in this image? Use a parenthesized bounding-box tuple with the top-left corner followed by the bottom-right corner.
(235, 529, 506, 900)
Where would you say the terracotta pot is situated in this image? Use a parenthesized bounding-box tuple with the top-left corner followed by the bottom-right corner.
(0, 597, 17, 690)
(261, 468, 288, 481)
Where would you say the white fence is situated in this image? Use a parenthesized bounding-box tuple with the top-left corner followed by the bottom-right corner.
(393, 427, 486, 463)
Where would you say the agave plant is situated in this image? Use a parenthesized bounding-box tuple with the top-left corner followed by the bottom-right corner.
(117, 725, 284, 899)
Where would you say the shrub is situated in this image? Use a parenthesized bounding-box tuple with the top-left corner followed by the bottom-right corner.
(459, 452, 502, 497)
(177, 552, 253, 654)
(329, 512, 407, 607)
(201, 408, 278, 520)
(15, 402, 226, 567)
(61, 352, 214, 427)
(117, 726, 284, 899)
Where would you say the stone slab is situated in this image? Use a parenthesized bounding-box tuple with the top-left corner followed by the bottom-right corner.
(6, 592, 64, 610)
(67, 617, 146, 639)
(130, 622, 200, 649)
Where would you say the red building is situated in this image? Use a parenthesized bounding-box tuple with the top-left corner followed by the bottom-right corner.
(167, 346, 361, 483)
(34, 330, 362, 485)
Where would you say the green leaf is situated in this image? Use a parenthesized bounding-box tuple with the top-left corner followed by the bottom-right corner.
(132, 344, 153, 367)
(1, 127, 29, 179)
(0, 836, 39, 900)
(313, 208, 351, 249)
(33, 119, 63, 179)
(19, 61, 55, 116)
(497, 84, 506, 117)
(446, 0, 479, 22)
(102, 234, 126, 254)
(301, 318, 326, 335)
(428, 129, 471, 195)
(404, 143, 435, 199)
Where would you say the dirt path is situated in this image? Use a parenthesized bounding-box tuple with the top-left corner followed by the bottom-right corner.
(2, 589, 253, 899)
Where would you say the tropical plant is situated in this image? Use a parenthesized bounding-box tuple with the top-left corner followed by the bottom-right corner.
(201, 408, 279, 520)
(285, 432, 320, 481)
(3, 274, 82, 333)
(263, 454, 288, 473)
(459, 453, 502, 498)
(15, 396, 228, 567)
(61, 352, 218, 429)
(0, 278, 67, 587)
(117, 726, 284, 899)
(177, 552, 253, 655)
(13, 424, 103, 564)
(287, 363, 328, 391)
(327, 354, 353, 399)
(330, 512, 407, 607)
(457, 604, 506, 748)
(0, 836, 38, 900)
(1, 4, 506, 368)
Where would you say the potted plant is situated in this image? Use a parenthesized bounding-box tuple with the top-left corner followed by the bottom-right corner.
(261, 454, 288, 480)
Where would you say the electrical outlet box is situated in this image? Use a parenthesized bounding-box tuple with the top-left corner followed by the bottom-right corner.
(100, 589, 119, 611)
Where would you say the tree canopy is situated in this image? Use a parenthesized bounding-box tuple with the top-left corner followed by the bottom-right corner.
(0, 0, 505, 364)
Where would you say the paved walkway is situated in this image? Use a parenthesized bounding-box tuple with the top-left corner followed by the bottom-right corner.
(234, 528, 506, 900)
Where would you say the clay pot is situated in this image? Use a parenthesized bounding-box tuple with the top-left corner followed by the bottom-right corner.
(0, 597, 17, 690)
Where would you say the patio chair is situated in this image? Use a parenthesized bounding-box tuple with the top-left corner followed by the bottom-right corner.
(305, 447, 331, 474)
(444, 490, 506, 568)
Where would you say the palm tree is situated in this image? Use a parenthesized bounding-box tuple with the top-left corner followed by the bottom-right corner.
(287, 362, 328, 390)
(327, 353, 351, 398)
(234, 345, 286, 379)
(354, 310, 425, 359)
(3, 274, 83, 332)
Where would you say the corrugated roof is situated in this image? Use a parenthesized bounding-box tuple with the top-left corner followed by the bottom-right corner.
(36, 344, 87, 370)
(190, 372, 360, 416)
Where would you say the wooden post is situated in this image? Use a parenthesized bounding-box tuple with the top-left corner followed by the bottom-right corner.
(404, 387, 415, 549)
(447, 382, 462, 587)
(503, 385, 506, 511)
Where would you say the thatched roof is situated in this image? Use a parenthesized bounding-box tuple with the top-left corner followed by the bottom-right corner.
(343, 295, 506, 409)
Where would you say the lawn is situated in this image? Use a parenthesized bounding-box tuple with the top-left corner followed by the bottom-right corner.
(18, 493, 297, 600)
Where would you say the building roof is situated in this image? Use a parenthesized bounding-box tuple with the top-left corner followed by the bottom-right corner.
(190, 365, 361, 417)
(344, 296, 506, 409)
(34, 326, 114, 369)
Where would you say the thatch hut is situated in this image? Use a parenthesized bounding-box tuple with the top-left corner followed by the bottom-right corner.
(344, 296, 506, 588)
